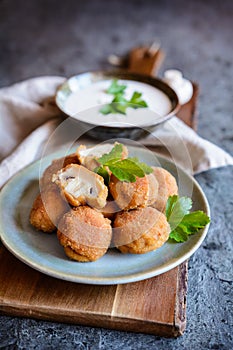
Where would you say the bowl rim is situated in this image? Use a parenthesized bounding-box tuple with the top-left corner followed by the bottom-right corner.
(55, 69, 180, 129)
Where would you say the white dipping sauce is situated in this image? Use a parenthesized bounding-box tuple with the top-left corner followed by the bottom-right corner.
(65, 79, 172, 127)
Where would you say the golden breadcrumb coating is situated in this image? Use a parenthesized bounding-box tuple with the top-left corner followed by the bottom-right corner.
(146, 173, 159, 206)
(109, 173, 158, 210)
(40, 153, 79, 189)
(113, 207, 170, 254)
(29, 143, 178, 262)
(151, 167, 178, 212)
(97, 199, 121, 220)
(30, 185, 70, 233)
(57, 206, 112, 262)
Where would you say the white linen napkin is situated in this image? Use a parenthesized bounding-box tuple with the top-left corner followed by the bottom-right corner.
(0, 76, 232, 188)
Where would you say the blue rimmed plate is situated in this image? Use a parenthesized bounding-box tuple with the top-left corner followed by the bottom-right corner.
(0, 146, 210, 285)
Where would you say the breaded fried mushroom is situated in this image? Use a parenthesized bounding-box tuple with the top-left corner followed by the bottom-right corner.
(97, 199, 121, 220)
(151, 167, 178, 212)
(109, 173, 158, 210)
(146, 173, 159, 206)
(76, 142, 128, 171)
(30, 184, 70, 233)
(40, 153, 79, 189)
(57, 206, 112, 262)
(52, 164, 108, 209)
(113, 207, 170, 254)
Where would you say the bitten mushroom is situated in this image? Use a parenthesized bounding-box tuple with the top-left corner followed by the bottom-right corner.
(76, 142, 128, 171)
(40, 153, 79, 189)
(52, 164, 108, 210)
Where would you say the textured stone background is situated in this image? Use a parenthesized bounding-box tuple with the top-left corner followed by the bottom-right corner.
(0, 0, 232, 349)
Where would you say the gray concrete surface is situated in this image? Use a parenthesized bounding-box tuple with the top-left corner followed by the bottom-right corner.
(0, 0, 232, 349)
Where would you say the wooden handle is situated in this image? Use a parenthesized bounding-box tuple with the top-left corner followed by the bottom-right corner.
(127, 45, 198, 130)
(128, 46, 165, 76)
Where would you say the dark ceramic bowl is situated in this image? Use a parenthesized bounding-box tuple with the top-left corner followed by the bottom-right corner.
(55, 70, 180, 140)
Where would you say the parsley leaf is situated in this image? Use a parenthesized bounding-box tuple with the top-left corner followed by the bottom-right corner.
(111, 94, 128, 114)
(166, 195, 180, 222)
(109, 159, 145, 182)
(106, 79, 126, 95)
(169, 227, 189, 242)
(94, 166, 110, 186)
(129, 91, 148, 108)
(94, 143, 153, 183)
(97, 143, 123, 165)
(99, 94, 128, 115)
(166, 195, 192, 231)
(99, 80, 148, 115)
(166, 195, 210, 243)
(179, 211, 210, 233)
(129, 157, 153, 174)
(99, 104, 116, 115)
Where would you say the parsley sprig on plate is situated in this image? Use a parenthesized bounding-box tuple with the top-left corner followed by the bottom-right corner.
(166, 195, 210, 242)
(94, 143, 210, 243)
(94, 143, 152, 184)
(99, 79, 148, 115)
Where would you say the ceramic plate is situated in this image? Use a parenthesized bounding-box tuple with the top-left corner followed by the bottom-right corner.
(0, 146, 210, 285)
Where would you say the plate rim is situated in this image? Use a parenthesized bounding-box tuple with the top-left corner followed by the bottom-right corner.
(0, 147, 210, 285)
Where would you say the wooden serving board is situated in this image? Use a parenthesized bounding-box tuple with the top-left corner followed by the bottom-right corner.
(0, 244, 187, 337)
(0, 48, 198, 337)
